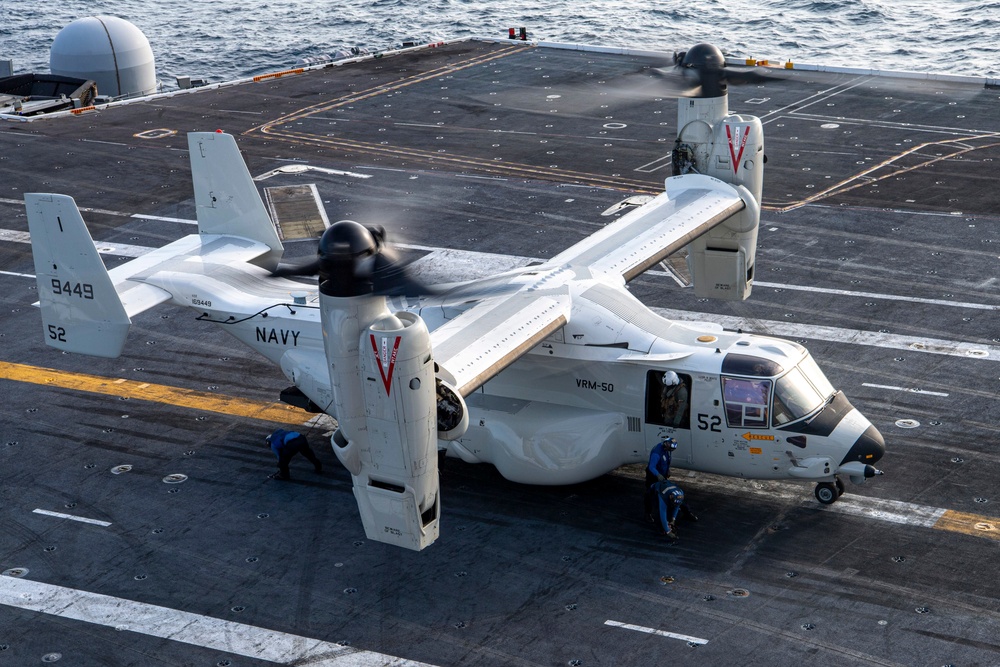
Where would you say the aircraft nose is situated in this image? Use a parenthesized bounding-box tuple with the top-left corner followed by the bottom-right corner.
(840, 424, 885, 466)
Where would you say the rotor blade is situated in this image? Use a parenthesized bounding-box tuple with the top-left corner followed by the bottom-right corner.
(270, 257, 321, 277)
(481, 63, 699, 116)
(646, 67, 703, 96)
(419, 274, 524, 305)
(724, 67, 787, 85)
(368, 247, 438, 297)
(556, 69, 700, 110)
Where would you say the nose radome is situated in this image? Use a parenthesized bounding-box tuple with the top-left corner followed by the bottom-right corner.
(840, 424, 885, 466)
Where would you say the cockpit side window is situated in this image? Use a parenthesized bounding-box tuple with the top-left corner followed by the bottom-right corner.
(772, 366, 826, 426)
(721, 377, 771, 428)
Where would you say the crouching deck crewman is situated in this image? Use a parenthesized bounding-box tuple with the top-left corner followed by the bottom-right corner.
(266, 428, 323, 480)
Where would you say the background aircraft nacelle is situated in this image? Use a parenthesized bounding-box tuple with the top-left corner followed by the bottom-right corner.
(685, 179, 760, 301)
(675, 96, 764, 301)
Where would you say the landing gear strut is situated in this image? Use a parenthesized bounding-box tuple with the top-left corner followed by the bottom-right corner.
(815, 479, 843, 505)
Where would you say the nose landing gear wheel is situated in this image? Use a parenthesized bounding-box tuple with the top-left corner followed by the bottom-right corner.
(815, 482, 839, 505)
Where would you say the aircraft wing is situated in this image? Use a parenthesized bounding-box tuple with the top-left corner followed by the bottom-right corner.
(430, 288, 570, 396)
(548, 174, 747, 282)
(426, 175, 745, 395)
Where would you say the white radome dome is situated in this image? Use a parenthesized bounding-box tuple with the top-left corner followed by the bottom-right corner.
(50, 16, 156, 98)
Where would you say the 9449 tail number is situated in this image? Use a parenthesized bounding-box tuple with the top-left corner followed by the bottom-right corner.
(51, 279, 94, 299)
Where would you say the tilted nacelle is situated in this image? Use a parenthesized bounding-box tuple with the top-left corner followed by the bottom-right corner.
(322, 293, 468, 550)
(675, 96, 764, 301)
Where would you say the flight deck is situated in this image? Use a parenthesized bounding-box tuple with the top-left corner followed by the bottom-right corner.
(2, 38, 1000, 666)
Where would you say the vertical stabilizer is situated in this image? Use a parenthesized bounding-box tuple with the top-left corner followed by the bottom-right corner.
(188, 132, 283, 271)
(25, 193, 131, 358)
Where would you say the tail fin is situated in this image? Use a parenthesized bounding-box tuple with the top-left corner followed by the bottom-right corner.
(188, 132, 283, 271)
(25, 193, 131, 358)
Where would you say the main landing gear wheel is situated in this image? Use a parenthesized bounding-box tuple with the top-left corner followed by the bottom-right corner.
(815, 482, 839, 505)
(835, 477, 845, 497)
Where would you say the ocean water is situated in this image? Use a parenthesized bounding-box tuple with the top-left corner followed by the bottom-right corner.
(1, 0, 998, 87)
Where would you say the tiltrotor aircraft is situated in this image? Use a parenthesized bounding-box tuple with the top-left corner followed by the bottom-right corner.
(26, 44, 884, 550)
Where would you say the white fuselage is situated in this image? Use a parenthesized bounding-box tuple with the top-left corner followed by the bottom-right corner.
(147, 263, 880, 488)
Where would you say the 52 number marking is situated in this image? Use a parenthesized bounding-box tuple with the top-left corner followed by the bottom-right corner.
(51, 279, 94, 299)
(697, 413, 722, 432)
(47, 324, 67, 342)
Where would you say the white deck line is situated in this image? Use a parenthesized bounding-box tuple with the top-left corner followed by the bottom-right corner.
(31, 509, 112, 527)
(862, 383, 949, 397)
(3, 230, 995, 360)
(604, 619, 709, 645)
(0, 576, 437, 666)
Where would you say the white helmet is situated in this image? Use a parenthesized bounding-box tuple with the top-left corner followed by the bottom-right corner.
(663, 371, 680, 386)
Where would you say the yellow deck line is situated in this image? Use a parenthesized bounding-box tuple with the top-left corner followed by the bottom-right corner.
(933, 509, 1000, 541)
(0, 360, 308, 426)
(4, 363, 999, 540)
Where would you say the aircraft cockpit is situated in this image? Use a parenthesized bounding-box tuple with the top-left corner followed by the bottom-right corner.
(720, 353, 836, 429)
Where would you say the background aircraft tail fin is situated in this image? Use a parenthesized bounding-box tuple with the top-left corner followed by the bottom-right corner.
(188, 131, 284, 271)
(25, 193, 132, 358)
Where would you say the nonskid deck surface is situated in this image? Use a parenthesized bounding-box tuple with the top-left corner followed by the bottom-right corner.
(1, 39, 999, 666)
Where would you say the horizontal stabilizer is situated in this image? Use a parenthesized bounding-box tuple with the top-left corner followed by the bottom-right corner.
(25, 193, 131, 357)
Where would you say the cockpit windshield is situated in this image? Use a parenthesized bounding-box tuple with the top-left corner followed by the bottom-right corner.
(772, 354, 836, 425)
(797, 354, 835, 398)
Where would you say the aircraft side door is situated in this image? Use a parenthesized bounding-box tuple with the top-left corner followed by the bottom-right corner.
(643, 369, 693, 466)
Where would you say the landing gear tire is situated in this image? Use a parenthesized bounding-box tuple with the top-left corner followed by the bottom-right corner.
(835, 477, 845, 497)
(815, 482, 839, 505)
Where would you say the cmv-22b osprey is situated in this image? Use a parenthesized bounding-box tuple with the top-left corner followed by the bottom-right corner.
(26, 44, 884, 550)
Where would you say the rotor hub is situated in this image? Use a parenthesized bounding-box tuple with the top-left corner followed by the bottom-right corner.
(679, 43, 726, 71)
(317, 220, 380, 297)
(318, 220, 379, 260)
(674, 43, 728, 98)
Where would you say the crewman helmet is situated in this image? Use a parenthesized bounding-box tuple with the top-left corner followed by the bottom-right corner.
(664, 437, 678, 450)
(663, 371, 680, 386)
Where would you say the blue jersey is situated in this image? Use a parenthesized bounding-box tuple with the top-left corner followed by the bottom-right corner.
(269, 429, 303, 457)
(647, 442, 672, 479)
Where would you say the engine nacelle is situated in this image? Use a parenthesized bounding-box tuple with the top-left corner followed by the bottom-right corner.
(320, 292, 442, 550)
(351, 310, 440, 550)
(675, 96, 764, 302)
(686, 182, 760, 300)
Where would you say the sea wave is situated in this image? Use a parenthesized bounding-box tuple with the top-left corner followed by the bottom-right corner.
(1, 0, 996, 85)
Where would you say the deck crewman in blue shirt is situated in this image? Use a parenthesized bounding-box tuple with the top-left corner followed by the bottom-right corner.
(654, 481, 686, 538)
(266, 428, 323, 480)
(644, 437, 676, 522)
(644, 437, 697, 538)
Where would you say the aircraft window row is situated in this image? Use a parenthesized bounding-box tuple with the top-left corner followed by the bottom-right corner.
(722, 377, 770, 428)
(644, 355, 835, 432)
